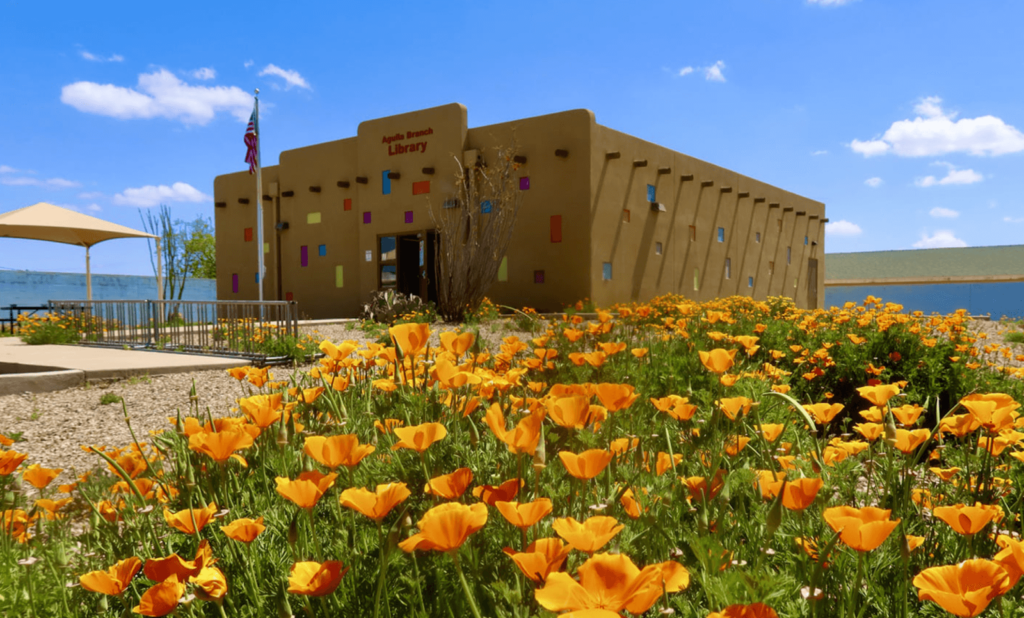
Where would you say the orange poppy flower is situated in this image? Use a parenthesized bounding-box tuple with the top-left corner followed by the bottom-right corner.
(34, 497, 72, 520)
(340, 482, 411, 522)
(391, 422, 447, 453)
(548, 396, 599, 429)
(144, 553, 200, 583)
(485, 406, 545, 455)
(961, 394, 1020, 434)
(856, 383, 901, 407)
(905, 535, 925, 553)
(892, 404, 924, 426)
(551, 516, 624, 554)
(0, 450, 28, 476)
(914, 559, 1012, 618)
(651, 395, 698, 422)
(930, 467, 961, 482)
(239, 393, 285, 429)
(495, 498, 552, 529)
(439, 330, 476, 357)
(276, 471, 338, 510)
(595, 383, 639, 412)
(79, 557, 142, 596)
(503, 538, 572, 582)
(318, 340, 358, 361)
(994, 535, 1024, 588)
(939, 414, 981, 437)
(620, 488, 645, 519)
(656, 452, 683, 476)
(398, 502, 488, 553)
(390, 323, 431, 358)
(823, 506, 899, 552)
(133, 575, 185, 617)
(757, 424, 785, 442)
(631, 347, 649, 358)
(303, 434, 375, 470)
(763, 477, 823, 511)
(472, 479, 522, 506)
(21, 464, 62, 491)
(892, 428, 931, 453)
(859, 407, 884, 422)
(190, 566, 228, 602)
(163, 503, 217, 535)
(288, 561, 348, 596)
(854, 422, 884, 442)
(424, 468, 474, 500)
(724, 435, 751, 456)
(933, 503, 1003, 536)
(718, 397, 753, 421)
(699, 348, 738, 374)
(684, 470, 727, 502)
(707, 603, 780, 618)
(805, 403, 844, 424)
(220, 517, 266, 544)
(534, 553, 687, 615)
(558, 449, 613, 480)
(188, 430, 254, 463)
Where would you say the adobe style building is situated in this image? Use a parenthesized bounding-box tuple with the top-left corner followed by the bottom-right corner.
(214, 103, 826, 318)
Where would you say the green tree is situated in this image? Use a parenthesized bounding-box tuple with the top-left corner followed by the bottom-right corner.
(140, 205, 216, 301)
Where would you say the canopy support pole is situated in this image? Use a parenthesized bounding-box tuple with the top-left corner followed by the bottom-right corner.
(85, 245, 92, 301)
(155, 237, 164, 301)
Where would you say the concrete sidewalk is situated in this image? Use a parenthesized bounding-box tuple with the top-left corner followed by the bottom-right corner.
(0, 337, 244, 395)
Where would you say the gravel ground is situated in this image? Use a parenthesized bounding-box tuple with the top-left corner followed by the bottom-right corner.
(3, 316, 1022, 479)
(0, 319, 534, 479)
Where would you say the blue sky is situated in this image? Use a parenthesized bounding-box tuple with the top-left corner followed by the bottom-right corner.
(2, 0, 1023, 276)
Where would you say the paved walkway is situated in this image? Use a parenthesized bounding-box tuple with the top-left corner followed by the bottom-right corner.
(0, 337, 244, 395)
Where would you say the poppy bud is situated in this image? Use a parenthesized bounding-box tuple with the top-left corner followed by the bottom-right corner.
(302, 457, 313, 474)
(276, 425, 289, 448)
(96, 594, 108, 612)
(276, 583, 293, 618)
(287, 514, 299, 547)
(884, 413, 899, 448)
(53, 542, 69, 568)
(185, 466, 196, 489)
(766, 481, 785, 536)
(899, 533, 911, 561)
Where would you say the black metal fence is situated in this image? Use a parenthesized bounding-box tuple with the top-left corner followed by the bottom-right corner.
(48, 300, 299, 363)
(0, 304, 49, 333)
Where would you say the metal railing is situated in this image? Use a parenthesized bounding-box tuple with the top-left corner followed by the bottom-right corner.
(49, 300, 299, 363)
(1, 304, 49, 333)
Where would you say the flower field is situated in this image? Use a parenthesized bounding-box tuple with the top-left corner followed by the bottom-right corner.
(5, 294, 1024, 617)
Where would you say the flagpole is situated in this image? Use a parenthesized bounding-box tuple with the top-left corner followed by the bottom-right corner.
(254, 89, 264, 305)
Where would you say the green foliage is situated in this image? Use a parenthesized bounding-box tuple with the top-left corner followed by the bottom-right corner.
(360, 289, 435, 325)
(1005, 331, 1024, 344)
(140, 206, 216, 301)
(98, 392, 122, 405)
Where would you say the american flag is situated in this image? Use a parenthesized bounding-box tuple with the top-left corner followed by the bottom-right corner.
(244, 109, 259, 174)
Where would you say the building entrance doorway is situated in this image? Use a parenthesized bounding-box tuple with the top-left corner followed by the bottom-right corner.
(378, 231, 437, 303)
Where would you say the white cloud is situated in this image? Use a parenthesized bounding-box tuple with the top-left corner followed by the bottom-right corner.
(258, 64, 311, 90)
(86, 204, 102, 213)
(929, 207, 959, 218)
(78, 191, 103, 199)
(80, 50, 123, 62)
(61, 69, 252, 125)
(0, 165, 18, 174)
(864, 177, 883, 188)
(704, 61, 726, 82)
(1003, 216, 1024, 223)
(915, 162, 984, 187)
(851, 97, 1024, 158)
(244, 60, 254, 68)
(913, 230, 967, 249)
(811, 150, 828, 156)
(825, 220, 863, 236)
(192, 67, 216, 80)
(678, 67, 694, 77)
(808, 0, 856, 5)
(0, 176, 80, 188)
(113, 182, 211, 207)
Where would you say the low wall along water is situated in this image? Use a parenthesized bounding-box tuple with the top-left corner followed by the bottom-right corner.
(0, 270, 217, 308)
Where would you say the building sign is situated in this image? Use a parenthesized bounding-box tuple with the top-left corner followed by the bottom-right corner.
(382, 128, 433, 156)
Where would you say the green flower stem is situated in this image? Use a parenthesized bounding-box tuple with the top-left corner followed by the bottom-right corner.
(452, 551, 483, 618)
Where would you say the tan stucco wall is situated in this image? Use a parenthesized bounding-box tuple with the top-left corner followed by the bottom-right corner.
(213, 103, 825, 317)
(588, 125, 825, 308)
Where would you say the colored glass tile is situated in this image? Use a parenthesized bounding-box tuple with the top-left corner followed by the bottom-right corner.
(497, 256, 508, 282)
(301, 246, 308, 267)
(602, 262, 612, 281)
(550, 215, 562, 243)
(344, 198, 352, 211)
(232, 274, 238, 293)
(318, 244, 326, 257)
(647, 184, 656, 202)
(307, 212, 321, 224)
(382, 170, 391, 195)
(285, 292, 294, 301)
(244, 227, 253, 242)
(534, 269, 544, 284)
(481, 200, 492, 214)
(519, 176, 530, 190)
(335, 265, 344, 288)
(405, 211, 413, 224)
(412, 180, 430, 195)
(363, 212, 371, 224)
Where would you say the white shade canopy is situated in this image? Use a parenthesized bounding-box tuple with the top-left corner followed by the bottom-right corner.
(0, 202, 156, 246)
(0, 202, 162, 301)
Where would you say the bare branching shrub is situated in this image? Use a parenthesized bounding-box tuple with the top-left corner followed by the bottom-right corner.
(429, 141, 524, 322)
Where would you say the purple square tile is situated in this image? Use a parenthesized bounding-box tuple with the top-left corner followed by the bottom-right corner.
(519, 176, 530, 190)
(232, 274, 238, 293)
(534, 269, 545, 284)
(301, 245, 308, 267)
(405, 210, 413, 224)
(363, 211, 371, 224)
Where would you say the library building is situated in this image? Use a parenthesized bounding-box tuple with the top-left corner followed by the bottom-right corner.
(214, 103, 826, 318)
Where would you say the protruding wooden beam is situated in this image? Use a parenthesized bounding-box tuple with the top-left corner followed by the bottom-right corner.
(215, 202, 227, 208)
(337, 181, 350, 188)
(701, 180, 714, 188)
(513, 155, 527, 164)
(720, 187, 733, 193)
(238, 198, 250, 204)
(633, 159, 648, 167)
(356, 177, 368, 184)
(386, 172, 400, 180)
(657, 167, 671, 175)
(421, 167, 435, 175)
(282, 191, 294, 197)
(680, 174, 694, 181)
(554, 149, 569, 158)
(309, 186, 321, 193)
(754, 197, 766, 203)
(738, 192, 750, 198)
(605, 151, 621, 160)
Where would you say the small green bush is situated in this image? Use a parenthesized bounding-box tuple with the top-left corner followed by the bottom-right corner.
(1005, 331, 1024, 344)
(99, 392, 122, 405)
